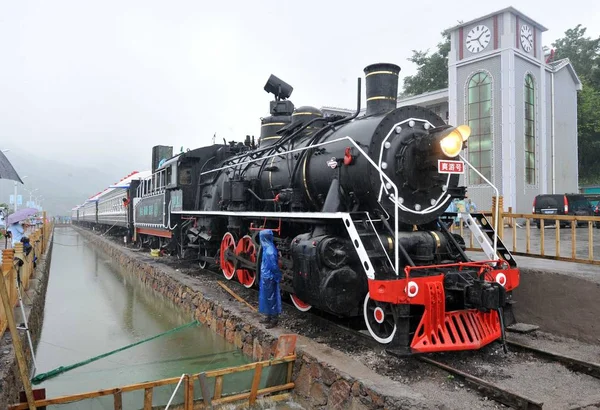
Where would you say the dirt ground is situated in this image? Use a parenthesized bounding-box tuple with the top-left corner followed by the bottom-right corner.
(104, 235, 600, 409)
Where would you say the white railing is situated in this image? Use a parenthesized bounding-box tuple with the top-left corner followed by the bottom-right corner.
(137, 168, 167, 198)
(458, 154, 500, 258)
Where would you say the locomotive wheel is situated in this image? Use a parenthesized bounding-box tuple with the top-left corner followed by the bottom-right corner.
(290, 294, 311, 312)
(220, 232, 236, 280)
(363, 293, 396, 344)
(136, 234, 144, 249)
(199, 247, 209, 269)
(235, 235, 257, 288)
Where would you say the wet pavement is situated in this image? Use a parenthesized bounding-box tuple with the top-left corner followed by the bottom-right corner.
(34, 227, 255, 408)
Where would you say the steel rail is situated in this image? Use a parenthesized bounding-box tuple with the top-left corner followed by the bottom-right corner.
(506, 340, 600, 379)
(418, 356, 544, 410)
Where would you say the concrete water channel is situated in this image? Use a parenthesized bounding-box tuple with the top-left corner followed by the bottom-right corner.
(33, 226, 294, 409)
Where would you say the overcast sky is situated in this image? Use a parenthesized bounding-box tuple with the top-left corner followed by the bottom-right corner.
(1, 0, 599, 178)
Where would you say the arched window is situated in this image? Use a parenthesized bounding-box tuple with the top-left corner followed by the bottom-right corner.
(525, 74, 535, 185)
(467, 72, 492, 184)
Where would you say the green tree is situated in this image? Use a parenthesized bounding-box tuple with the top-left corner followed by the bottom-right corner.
(551, 24, 600, 88)
(576, 79, 600, 183)
(552, 25, 600, 183)
(401, 31, 451, 96)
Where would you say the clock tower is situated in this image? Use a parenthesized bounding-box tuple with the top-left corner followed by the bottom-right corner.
(446, 7, 580, 214)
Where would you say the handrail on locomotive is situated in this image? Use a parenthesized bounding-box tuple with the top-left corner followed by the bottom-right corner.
(167, 128, 500, 278)
(136, 72, 493, 281)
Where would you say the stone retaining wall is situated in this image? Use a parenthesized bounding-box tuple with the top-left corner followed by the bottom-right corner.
(75, 226, 438, 410)
(0, 233, 54, 409)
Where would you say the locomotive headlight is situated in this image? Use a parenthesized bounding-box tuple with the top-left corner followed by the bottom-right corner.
(439, 125, 471, 158)
(440, 132, 464, 158)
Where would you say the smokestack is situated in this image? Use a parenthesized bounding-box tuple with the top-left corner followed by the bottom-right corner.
(363, 63, 400, 116)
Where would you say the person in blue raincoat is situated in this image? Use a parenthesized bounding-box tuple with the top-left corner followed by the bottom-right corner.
(443, 199, 458, 229)
(258, 229, 282, 328)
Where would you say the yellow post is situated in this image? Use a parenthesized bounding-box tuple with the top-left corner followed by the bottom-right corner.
(0, 250, 37, 409)
(490, 196, 497, 229)
(0, 250, 13, 337)
(499, 196, 504, 239)
(491, 195, 504, 239)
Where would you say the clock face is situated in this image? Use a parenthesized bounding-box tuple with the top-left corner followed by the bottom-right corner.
(466, 24, 491, 53)
(520, 25, 534, 52)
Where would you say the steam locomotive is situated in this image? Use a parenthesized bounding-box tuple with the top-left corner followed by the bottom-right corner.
(72, 62, 520, 355)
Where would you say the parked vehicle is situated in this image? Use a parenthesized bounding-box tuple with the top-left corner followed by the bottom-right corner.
(582, 194, 600, 228)
(532, 193, 594, 228)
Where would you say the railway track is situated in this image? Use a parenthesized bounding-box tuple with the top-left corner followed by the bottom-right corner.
(207, 270, 599, 409)
(418, 341, 600, 410)
(505, 340, 600, 380)
(114, 235, 600, 409)
(418, 356, 544, 410)
(217, 273, 600, 410)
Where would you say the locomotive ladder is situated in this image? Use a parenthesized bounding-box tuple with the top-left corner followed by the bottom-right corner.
(339, 213, 387, 281)
(460, 213, 517, 268)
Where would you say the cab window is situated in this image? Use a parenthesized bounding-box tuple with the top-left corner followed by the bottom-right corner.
(179, 167, 192, 185)
(166, 166, 173, 186)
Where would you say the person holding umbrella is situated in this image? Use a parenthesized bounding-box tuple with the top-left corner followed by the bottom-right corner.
(7, 208, 38, 247)
(7, 220, 24, 246)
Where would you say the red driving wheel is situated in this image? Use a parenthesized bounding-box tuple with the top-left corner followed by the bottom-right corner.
(236, 235, 257, 288)
(290, 294, 311, 312)
(220, 232, 236, 280)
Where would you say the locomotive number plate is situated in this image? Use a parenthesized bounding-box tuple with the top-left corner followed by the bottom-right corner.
(438, 160, 465, 174)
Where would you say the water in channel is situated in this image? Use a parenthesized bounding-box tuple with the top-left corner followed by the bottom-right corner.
(33, 227, 288, 409)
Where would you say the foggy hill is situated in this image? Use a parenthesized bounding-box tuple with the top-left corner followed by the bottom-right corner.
(0, 148, 142, 217)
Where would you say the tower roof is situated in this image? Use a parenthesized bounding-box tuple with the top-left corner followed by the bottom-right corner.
(446, 7, 548, 32)
(549, 58, 583, 90)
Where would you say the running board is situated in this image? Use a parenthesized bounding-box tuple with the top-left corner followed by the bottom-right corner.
(171, 209, 357, 219)
(172, 209, 386, 278)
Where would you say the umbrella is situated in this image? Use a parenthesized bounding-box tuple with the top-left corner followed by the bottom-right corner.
(0, 150, 23, 183)
(7, 207, 38, 225)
